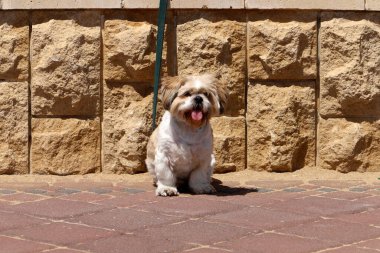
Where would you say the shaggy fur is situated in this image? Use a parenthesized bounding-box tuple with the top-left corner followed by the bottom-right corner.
(145, 74, 227, 196)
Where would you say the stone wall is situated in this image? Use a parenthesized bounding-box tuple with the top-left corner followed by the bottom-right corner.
(0, 7, 379, 175)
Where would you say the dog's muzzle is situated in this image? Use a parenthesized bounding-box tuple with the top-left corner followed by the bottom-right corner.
(191, 95, 204, 121)
(193, 95, 203, 110)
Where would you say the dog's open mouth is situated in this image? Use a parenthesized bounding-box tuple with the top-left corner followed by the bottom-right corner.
(185, 109, 207, 122)
(191, 110, 203, 121)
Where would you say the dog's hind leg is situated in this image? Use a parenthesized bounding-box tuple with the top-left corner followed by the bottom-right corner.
(188, 155, 216, 194)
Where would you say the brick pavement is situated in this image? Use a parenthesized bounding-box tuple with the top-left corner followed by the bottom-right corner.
(0, 172, 379, 253)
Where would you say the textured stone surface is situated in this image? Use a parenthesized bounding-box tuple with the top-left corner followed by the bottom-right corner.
(247, 82, 315, 172)
(0, 11, 29, 81)
(248, 11, 317, 80)
(103, 83, 160, 174)
(123, 0, 244, 8)
(0, 0, 367, 10)
(366, 0, 380, 10)
(31, 11, 100, 116)
(177, 11, 246, 116)
(320, 12, 380, 117)
(245, 0, 365, 10)
(1, 0, 121, 9)
(318, 118, 380, 172)
(211, 116, 245, 173)
(31, 118, 101, 175)
(0, 82, 28, 174)
(104, 11, 174, 83)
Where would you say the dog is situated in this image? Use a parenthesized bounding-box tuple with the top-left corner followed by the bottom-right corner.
(145, 74, 227, 196)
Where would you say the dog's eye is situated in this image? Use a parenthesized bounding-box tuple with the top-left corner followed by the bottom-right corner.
(204, 92, 210, 97)
(183, 92, 191, 97)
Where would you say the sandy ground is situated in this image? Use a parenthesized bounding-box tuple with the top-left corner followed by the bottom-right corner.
(215, 166, 380, 184)
(0, 166, 379, 185)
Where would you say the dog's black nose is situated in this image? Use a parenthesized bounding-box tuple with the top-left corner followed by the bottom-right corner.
(194, 95, 203, 104)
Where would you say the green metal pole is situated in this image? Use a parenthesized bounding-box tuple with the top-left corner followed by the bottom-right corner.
(152, 0, 168, 130)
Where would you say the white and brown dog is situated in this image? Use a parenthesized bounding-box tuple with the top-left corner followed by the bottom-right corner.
(145, 74, 227, 196)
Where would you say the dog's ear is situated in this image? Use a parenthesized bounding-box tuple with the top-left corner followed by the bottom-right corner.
(160, 76, 185, 110)
(215, 79, 228, 115)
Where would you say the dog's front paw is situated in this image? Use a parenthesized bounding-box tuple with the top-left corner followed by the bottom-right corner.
(156, 185, 179, 197)
(190, 184, 216, 195)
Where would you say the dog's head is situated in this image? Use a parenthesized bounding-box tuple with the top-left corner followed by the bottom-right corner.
(160, 74, 227, 128)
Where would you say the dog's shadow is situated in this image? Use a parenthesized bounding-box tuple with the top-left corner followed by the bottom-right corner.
(178, 178, 258, 196)
(211, 178, 258, 196)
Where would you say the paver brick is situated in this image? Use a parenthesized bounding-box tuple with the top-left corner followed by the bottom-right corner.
(133, 196, 243, 217)
(59, 192, 113, 203)
(55, 188, 81, 195)
(353, 196, 380, 208)
(181, 248, 231, 253)
(3, 198, 108, 219)
(0, 235, 53, 253)
(0, 193, 48, 203)
(245, 180, 303, 189)
(264, 191, 318, 201)
(198, 192, 279, 207)
(255, 190, 315, 202)
(262, 196, 375, 216)
(276, 219, 380, 244)
(207, 206, 315, 230)
(137, 219, 255, 247)
(320, 191, 372, 200)
(0, 211, 46, 232)
(354, 238, 380, 251)
(69, 208, 185, 232)
(42, 249, 88, 253)
(0, 189, 16, 195)
(217, 232, 339, 253)
(23, 189, 47, 195)
(94, 191, 158, 208)
(74, 234, 190, 253)
(3, 222, 118, 247)
(318, 187, 338, 193)
(309, 180, 366, 189)
(349, 187, 370, 192)
(335, 209, 380, 227)
(322, 246, 380, 253)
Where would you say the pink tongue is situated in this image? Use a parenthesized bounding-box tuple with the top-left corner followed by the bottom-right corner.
(191, 111, 203, 121)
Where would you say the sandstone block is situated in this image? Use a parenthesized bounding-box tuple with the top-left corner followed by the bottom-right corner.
(103, 83, 162, 174)
(318, 118, 380, 172)
(177, 11, 246, 116)
(1, 0, 121, 9)
(104, 11, 174, 83)
(211, 116, 245, 173)
(248, 11, 317, 80)
(171, 0, 244, 9)
(0, 11, 29, 81)
(366, 0, 380, 10)
(0, 82, 28, 174)
(320, 12, 380, 117)
(31, 118, 100, 175)
(247, 82, 315, 172)
(31, 11, 100, 116)
(245, 0, 364, 10)
(123, 0, 244, 9)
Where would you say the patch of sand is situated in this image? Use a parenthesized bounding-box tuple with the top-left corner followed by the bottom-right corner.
(0, 167, 379, 185)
